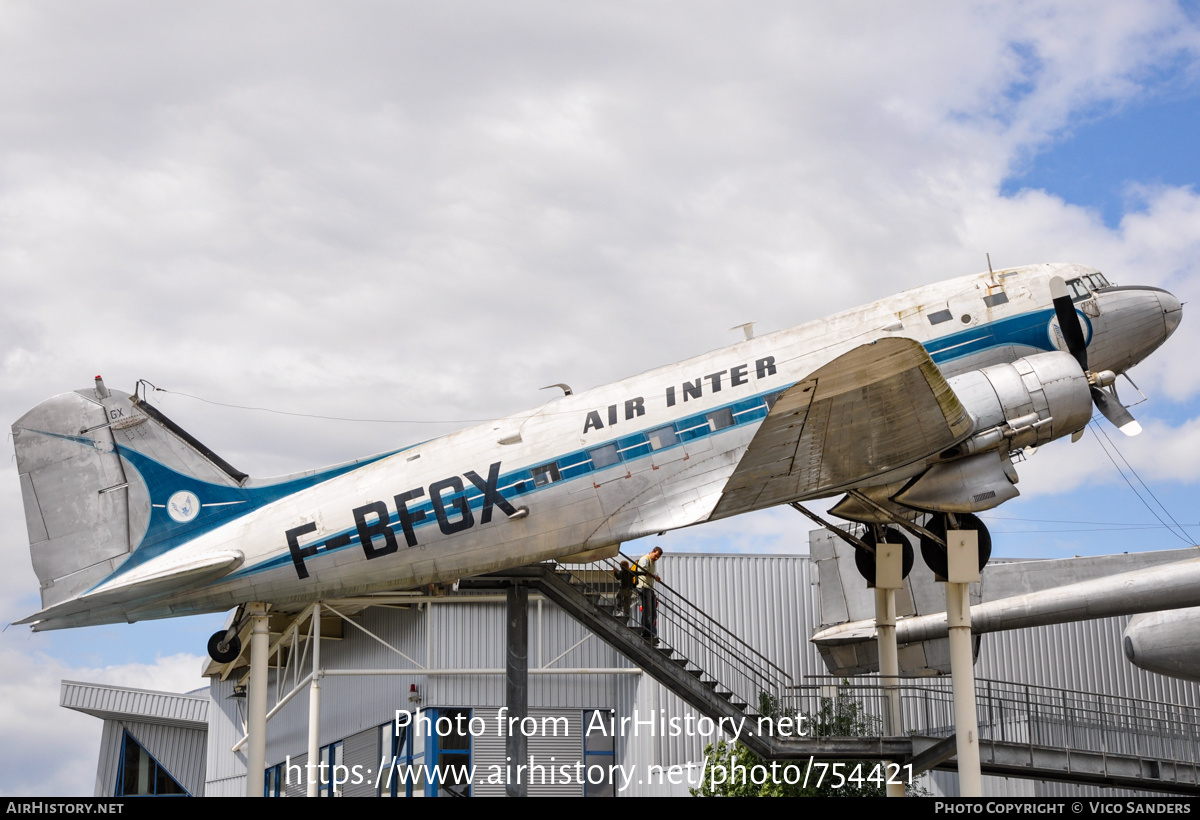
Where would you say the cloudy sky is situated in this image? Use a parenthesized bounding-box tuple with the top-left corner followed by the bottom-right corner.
(2, 1, 1199, 796)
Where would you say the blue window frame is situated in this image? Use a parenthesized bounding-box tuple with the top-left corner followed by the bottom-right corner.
(264, 763, 283, 796)
(318, 740, 344, 797)
(426, 707, 471, 797)
(380, 717, 426, 797)
(115, 730, 189, 796)
(583, 709, 616, 797)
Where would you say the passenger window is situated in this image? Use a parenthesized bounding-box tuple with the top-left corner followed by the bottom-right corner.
(927, 309, 952, 325)
(531, 462, 560, 487)
(707, 407, 734, 431)
(647, 425, 678, 451)
(588, 444, 620, 469)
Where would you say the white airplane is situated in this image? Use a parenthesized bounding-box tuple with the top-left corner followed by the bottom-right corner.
(10, 263, 1181, 662)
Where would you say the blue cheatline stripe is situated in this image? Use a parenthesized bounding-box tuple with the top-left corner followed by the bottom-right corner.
(924, 307, 1090, 364)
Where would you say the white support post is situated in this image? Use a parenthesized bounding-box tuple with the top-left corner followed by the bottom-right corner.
(945, 530, 983, 796)
(307, 603, 322, 797)
(874, 543, 905, 798)
(246, 602, 269, 797)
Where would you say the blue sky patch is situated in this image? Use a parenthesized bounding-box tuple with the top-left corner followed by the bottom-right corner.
(1002, 91, 1200, 228)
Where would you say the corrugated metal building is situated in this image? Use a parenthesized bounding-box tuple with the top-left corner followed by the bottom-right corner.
(68, 550, 1200, 797)
(62, 680, 209, 797)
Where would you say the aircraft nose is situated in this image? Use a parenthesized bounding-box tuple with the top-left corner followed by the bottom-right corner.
(1159, 289, 1183, 337)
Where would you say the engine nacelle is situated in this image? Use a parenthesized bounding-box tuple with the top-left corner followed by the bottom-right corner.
(1122, 610, 1200, 683)
(943, 351, 1093, 457)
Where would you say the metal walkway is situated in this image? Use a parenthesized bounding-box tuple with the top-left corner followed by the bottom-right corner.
(789, 676, 1200, 794)
(466, 558, 1200, 794)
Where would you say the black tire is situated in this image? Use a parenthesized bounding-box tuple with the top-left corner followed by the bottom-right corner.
(853, 525, 914, 585)
(208, 631, 241, 664)
(919, 513, 992, 578)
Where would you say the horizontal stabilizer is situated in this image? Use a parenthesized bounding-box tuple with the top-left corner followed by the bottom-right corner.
(16, 550, 245, 626)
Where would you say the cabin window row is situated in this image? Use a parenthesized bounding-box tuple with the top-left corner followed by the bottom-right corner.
(520, 393, 782, 489)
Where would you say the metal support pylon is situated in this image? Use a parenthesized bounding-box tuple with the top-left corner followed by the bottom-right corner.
(246, 602, 269, 797)
(307, 602, 323, 797)
(945, 530, 982, 795)
(874, 543, 906, 798)
(506, 583, 529, 797)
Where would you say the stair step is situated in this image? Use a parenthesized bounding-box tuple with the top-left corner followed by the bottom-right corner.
(730, 702, 748, 712)
(686, 668, 703, 678)
(656, 647, 675, 658)
(700, 679, 718, 689)
(670, 657, 688, 667)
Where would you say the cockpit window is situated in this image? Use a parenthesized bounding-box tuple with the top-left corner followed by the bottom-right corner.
(1066, 274, 1111, 300)
(1065, 278, 1090, 301)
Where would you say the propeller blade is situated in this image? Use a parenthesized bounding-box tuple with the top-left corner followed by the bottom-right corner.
(1050, 276, 1089, 371)
(1091, 386, 1142, 436)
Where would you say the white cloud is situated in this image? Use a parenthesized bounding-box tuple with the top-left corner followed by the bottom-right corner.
(1, 1, 1200, 793)
(0, 649, 205, 797)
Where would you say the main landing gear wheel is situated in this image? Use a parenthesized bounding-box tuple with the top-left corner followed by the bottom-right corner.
(853, 524, 914, 586)
(208, 631, 241, 664)
(918, 512, 992, 579)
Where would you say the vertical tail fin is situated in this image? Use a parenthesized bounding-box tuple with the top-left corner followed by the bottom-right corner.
(12, 380, 246, 609)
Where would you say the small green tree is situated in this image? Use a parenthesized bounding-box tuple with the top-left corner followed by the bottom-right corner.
(691, 689, 925, 797)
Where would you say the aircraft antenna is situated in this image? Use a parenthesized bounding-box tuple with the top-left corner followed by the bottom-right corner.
(731, 322, 756, 341)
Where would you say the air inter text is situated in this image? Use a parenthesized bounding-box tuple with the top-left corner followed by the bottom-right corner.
(581, 356, 777, 434)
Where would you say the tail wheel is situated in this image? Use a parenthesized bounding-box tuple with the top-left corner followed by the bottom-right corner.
(208, 631, 241, 664)
(853, 525, 914, 585)
(919, 512, 992, 578)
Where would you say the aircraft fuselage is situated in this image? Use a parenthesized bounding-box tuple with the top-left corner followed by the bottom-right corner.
(13, 262, 1181, 629)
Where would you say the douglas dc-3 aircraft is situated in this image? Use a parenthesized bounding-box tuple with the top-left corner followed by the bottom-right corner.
(11, 263, 1182, 662)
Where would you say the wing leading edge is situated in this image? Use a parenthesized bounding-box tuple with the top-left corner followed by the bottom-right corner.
(712, 337, 974, 518)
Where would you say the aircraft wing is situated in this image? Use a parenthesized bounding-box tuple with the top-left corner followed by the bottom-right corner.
(712, 337, 974, 518)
